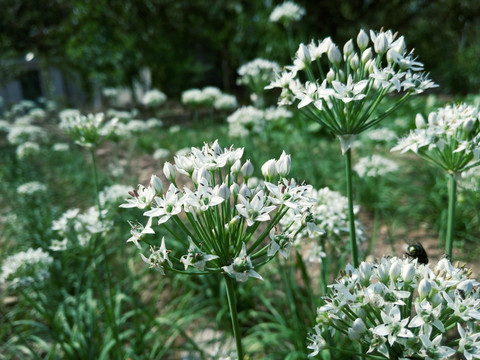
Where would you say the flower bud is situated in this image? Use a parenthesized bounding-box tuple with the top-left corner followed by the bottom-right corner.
(431, 292, 443, 307)
(349, 53, 360, 70)
(338, 70, 346, 83)
(196, 167, 211, 184)
(328, 45, 342, 66)
(418, 279, 432, 300)
(163, 161, 176, 182)
(415, 114, 426, 129)
(343, 39, 354, 57)
(457, 280, 474, 295)
(239, 184, 252, 198)
(357, 29, 369, 50)
(364, 59, 375, 73)
(389, 261, 402, 281)
(428, 112, 438, 125)
(241, 160, 254, 178)
(326, 68, 336, 83)
(348, 328, 361, 341)
(150, 175, 163, 195)
(230, 182, 240, 196)
(261, 159, 277, 179)
(374, 33, 389, 55)
(231, 159, 241, 174)
(393, 36, 406, 54)
(276, 151, 291, 177)
(216, 183, 231, 200)
(463, 119, 474, 132)
(401, 263, 416, 283)
(361, 48, 373, 63)
(351, 318, 367, 334)
(297, 43, 311, 65)
(386, 48, 398, 64)
(359, 262, 372, 284)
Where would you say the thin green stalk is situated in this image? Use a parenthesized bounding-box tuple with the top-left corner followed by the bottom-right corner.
(89, 148, 102, 214)
(345, 149, 359, 267)
(446, 172, 457, 259)
(223, 274, 244, 360)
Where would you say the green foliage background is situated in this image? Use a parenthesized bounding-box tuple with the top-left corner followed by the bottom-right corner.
(1, 0, 479, 97)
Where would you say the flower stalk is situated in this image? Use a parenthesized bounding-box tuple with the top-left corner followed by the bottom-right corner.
(446, 172, 457, 258)
(345, 149, 359, 267)
(224, 274, 244, 359)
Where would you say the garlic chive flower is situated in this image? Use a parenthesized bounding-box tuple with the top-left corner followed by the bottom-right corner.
(121, 140, 315, 281)
(269, 1, 305, 25)
(392, 103, 480, 174)
(308, 256, 480, 359)
(267, 28, 436, 153)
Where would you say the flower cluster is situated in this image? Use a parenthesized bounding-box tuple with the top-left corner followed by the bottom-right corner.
(280, 187, 365, 263)
(181, 87, 237, 111)
(6, 123, 45, 145)
(354, 154, 399, 178)
(121, 140, 315, 282)
(16, 141, 41, 159)
(59, 111, 116, 148)
(141, 89, 167, 107)
(392, 103, 480, 173)
(308, 256, 480, 359)
(17, 181, 48, 195)
(267, 29, 437, 153)
(0, 248, 53, 289)
(227, 105, 293, 137)
(49, 207, 111, 251)
(460, 167, 480, 192)
(269, 1, 306, 24)
(237, 58, 281, 97)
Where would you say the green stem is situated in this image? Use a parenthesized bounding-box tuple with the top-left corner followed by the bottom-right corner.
(345, 149, 359, 267)
(446, 172, 457, 259)
(90, 148, 102, 214)
(223, 274, 244, 360)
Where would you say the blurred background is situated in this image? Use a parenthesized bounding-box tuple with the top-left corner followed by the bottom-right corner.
(1, 0, 479, 109)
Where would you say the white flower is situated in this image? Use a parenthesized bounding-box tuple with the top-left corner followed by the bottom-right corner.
(180, 238, 219, 271)
(222, 244, 262, 282)
(141, 89, 167, 107)
(140, 238, 172, 274)
(144, 184, 183, 224)
(269, 1, 305, 24)
(127, 217, 155, 249)
(354, 155, 399, 177)
(372, 306, 414, 345)
(331, 75, 368, 103)
(119, 183, 156, 209)
(235, 191, 276, 226)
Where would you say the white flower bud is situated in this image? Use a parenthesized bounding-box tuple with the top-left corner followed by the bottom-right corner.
(230, 182, 240, 196)
(276, 151, 291, 177)
(357, 29, 369, 50)
(231, 159, 241, 174)
(389, 261, 402, 281)
(217, 183, 231, 200)
(196, 167, 211, 184)
(428, 112, 438, 125)
(348, 328, 361, 341)
(150, 175, 163, 195)
(393, 36, 406, 54)
(463, 119, 474, 132)
(297, 43, 311, 64)
(352, 318, 367, 334)
(361, 48, 373, 63)
(241, 160, 254, 178)
(328, 45, 342, 65)
(163, 161, 176, 182)
(338, 69, 346, 83)
(415, 114, 426, 129)
(431, 292, 443, 307)
(343, 39, 354, 57)
(401, 263, 416, 283)
(418, 279, 431, 299)
(364, 59, 375, 73)
(239, 184, 252, 198)
(261, 159, 277, 179)
(359, 262, 372, 284)
(374, 33, 389, 55)
(349, 53, 360, 70)
(386, 48, 398, 64)
(326, 68, 336, 83)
